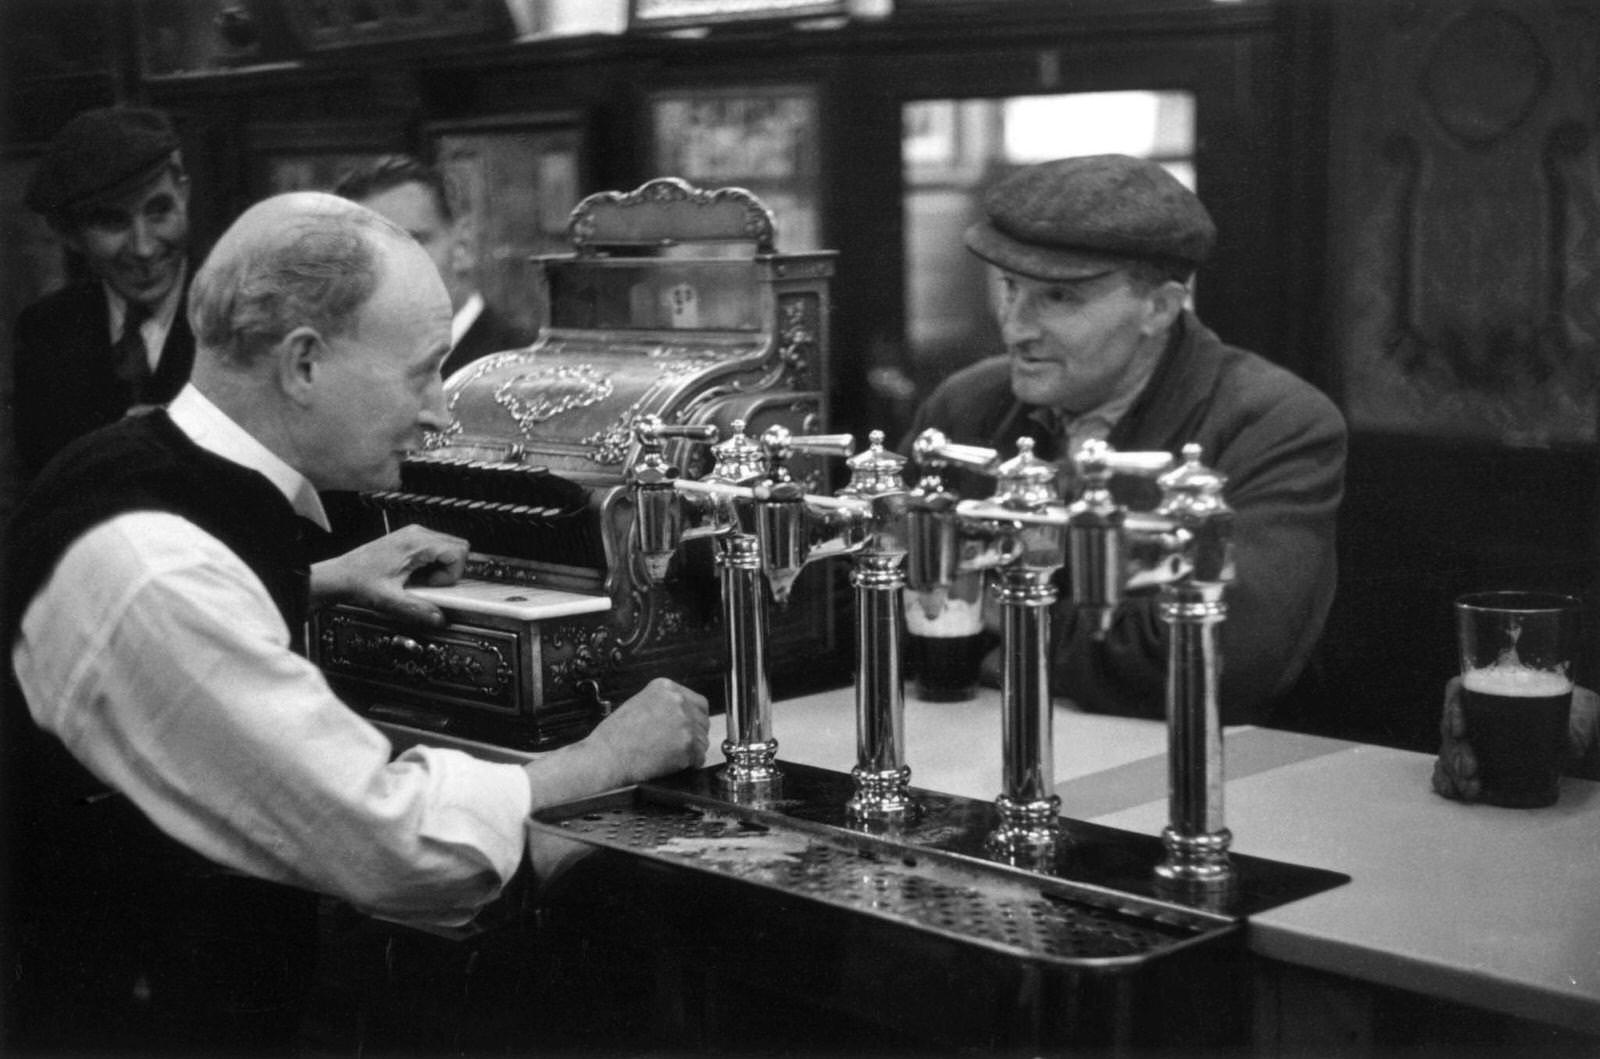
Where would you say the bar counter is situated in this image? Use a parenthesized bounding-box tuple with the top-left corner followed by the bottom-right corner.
(765, 686, 1600, 1039)
(375, 685, 1600, 1053)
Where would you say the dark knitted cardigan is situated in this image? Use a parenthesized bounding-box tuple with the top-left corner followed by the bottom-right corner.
(1, 411, 321, 1055)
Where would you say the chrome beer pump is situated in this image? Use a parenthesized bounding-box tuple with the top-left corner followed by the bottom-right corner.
(631, 418, 934, 819)
(738, 426, 928, 820)
(629, 416, 860, 796)
(834, 431, 917, 820)
(909, 429, 1237, 888)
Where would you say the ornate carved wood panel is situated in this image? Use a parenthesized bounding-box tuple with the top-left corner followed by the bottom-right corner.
(1329, 0, 1600, 446)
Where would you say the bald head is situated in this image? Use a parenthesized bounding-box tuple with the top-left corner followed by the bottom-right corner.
(188, 191, 421, 368)
(184, 191, 455, 491)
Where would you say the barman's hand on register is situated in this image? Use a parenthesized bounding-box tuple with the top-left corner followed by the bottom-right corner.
(1432, 677, 1600, 799)
(311, 524, 469, 628)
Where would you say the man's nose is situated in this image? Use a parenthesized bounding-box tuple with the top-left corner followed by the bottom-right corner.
(418, 376, 451, 432)
(999, 292, 1039, 342)
(128, 216, 160, 258)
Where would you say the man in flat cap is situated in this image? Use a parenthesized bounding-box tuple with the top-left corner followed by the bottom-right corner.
(902, 154, 1347, 725)
(11, 105, 197, 481)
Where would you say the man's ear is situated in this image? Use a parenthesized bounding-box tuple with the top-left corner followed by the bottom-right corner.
(1142, 280, 1189, 336)
(277, 326, 327, 407)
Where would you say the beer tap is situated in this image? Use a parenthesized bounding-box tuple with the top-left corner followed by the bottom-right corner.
(629, 416, 780, 794)
(631, 417, 870, 796)
(909, 431, 1237, 888)
(934, 436, 1081, 866)
(1066, 438, 1237, 887)
(835, 432, 914, 819)
(1145, 444, 1236, 890)
(735, 424, 941, 820)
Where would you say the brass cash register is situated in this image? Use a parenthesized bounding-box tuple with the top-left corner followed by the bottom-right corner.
(311, 177, 845, 751)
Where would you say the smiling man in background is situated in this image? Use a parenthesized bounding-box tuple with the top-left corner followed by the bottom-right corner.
(11, 106, 197, 481)
(902, 154, 1347, 726)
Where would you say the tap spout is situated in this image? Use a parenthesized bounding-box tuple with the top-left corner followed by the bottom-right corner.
(628, 416, 718, 583)
(752, 426, 866, 604)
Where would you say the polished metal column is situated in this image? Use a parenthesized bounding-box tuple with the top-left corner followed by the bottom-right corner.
(990, 565, 1061, 862)
(719, 532, 779, 793)
(1149, 446, 1235, 887)
(837, 431, 913, 818)
(1156, 581, 1231, 886)
(848, 549, 912, 817)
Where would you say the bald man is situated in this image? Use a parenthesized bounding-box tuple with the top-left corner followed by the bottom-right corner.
(1, 192, 709, 1056)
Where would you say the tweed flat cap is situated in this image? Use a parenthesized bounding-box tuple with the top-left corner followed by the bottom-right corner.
(964, 154, 1216, 281)
(25, 107, 181, 218)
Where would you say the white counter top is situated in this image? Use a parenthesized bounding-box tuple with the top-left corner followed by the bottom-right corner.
(770, 685, 1600, 1037)
(769, 684, 1173, 802)
(1091, 740, 1600, 1036)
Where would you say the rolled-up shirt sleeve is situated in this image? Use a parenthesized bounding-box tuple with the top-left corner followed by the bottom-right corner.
(12, 511, 531, 927)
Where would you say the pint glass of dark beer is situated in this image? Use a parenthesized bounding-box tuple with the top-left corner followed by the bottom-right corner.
(1455, 591, 1581, 808)
(904, 571, 987, 702)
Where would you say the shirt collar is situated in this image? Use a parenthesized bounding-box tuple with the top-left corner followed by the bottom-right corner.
(106, 263, 186, 344)
(451, 291, 485, 348)
(168, 384, 330, 530)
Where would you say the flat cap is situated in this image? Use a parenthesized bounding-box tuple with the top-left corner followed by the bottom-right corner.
(25, 106, 180, 218)
(964, 154, 1215, 281)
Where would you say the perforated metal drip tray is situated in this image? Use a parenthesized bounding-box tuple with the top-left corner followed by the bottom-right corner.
(531, 762, 1348, 941)
(530, 766, 1246, 973)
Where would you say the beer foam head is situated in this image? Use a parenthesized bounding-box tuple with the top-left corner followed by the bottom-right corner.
(905, 595, 984, 636)
(1462, 663, 1573, 697)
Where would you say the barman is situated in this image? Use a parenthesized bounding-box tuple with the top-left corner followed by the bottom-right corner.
(1, 191, 710, 1056)
(901, 154, 1348, 724)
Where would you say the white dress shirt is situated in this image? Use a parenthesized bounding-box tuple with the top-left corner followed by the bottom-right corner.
(11, 385, 532, 926)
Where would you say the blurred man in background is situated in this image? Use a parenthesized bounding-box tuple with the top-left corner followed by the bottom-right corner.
(335, 154, 532, 379)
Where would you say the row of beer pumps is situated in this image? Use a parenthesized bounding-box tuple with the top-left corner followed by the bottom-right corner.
(629, 415, 1237, 890)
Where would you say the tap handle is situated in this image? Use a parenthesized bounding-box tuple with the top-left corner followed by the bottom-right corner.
(761, 424, 855, 464)
(1072, 438, 1174, 484)
(912, 427, 999, 475)
(758, 425, 854, 494)
(634, 414, 719, 449)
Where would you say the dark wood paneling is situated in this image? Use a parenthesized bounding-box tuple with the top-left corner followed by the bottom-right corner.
(1303, 0, 1600, 751)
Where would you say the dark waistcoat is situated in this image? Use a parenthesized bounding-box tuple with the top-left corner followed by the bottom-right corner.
(1, 410, 321, 1056)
